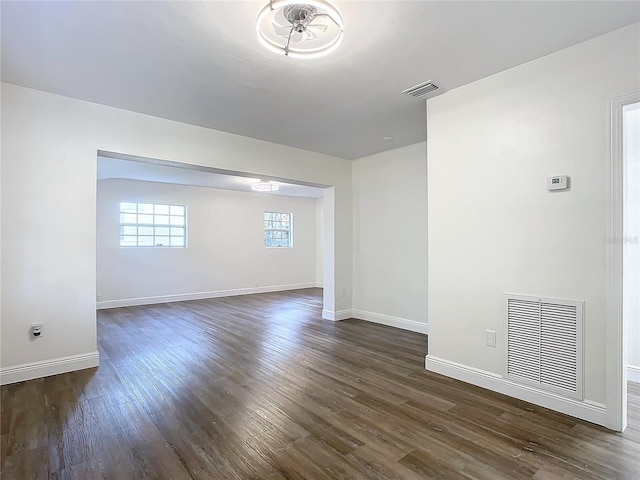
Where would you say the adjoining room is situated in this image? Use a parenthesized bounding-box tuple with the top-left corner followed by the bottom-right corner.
(96, 154, 327, 310)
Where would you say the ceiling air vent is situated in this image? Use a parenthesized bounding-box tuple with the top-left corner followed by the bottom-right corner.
(401, 80, 440, 99)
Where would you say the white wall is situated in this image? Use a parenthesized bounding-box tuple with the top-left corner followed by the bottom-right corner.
(0, 83, 352, 383)
(624, 103, 640, 381)
(352, 142, 428, 333)
(426, 24, 640, 421)
(315, 197, 324, 287)
(97, 179, 318, 306)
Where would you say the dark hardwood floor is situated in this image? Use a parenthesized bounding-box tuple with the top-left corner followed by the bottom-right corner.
(1, 288, 639, 479)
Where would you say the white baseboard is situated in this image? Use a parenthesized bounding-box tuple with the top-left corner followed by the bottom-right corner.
(0, 351, 100, 386)
(629, 365, 640, 384)
(322, 309, 353, 321)
(425, 355, 607, 427)
(353, 309, 428, 335)
(97, 282, 318, 309)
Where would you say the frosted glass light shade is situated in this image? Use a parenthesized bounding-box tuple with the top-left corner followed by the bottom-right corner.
(251, 181, 280, 192)
(256, 0, 344, 58)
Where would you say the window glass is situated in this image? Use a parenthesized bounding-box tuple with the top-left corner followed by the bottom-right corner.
(264, 211, 293, 248)
(119, 202, 187, 248)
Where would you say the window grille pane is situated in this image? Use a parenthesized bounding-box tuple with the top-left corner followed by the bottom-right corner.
(138, 214, 153, 224)
(170, 227, 184, 236)
(138, 236, 154, 246)
(155, 226, 170, 236)
(121, 236, 137, 246)
(170, 205, 184, 216)
(121, 213, 137, 224)
(138, 226, 154, 236)
(121, 202, 137, 213)
(170, 237, 185, 247)
(138, 203, 154, 214)
(154, 204, 169, 214)
(169, 216, 184, 226)
(155, 236, 170, 246)
(121, 226, 137, 235)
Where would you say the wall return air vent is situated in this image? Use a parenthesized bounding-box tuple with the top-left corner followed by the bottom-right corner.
(401, 80, 440, 99)
(505, 294, 584, 400)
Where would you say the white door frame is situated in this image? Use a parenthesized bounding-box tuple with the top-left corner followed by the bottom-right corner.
(607, 92, 640, 431)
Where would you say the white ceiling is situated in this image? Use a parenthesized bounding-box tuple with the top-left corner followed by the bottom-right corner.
(97, 156, 327, 199)
(2, 1, 639, 159)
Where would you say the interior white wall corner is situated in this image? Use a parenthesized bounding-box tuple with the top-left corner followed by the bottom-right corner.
(322, 187, 336, 318)
(315, 197, 324, 286)
(351, 142, 428, 326)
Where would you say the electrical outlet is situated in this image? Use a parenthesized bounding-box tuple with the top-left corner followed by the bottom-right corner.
(31, 323, 43, 338)
(485, 329, 496, 347)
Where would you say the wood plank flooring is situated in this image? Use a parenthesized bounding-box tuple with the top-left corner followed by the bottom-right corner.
(1, 288, 639, 479)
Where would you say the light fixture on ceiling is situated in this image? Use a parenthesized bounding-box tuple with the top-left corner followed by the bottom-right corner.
(256, 0, 344, 58)
(251, 180, 280, 192)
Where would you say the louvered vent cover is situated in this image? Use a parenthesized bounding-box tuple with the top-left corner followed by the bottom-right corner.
(401, 81, 440, 98)
(505, 294, 583, 400)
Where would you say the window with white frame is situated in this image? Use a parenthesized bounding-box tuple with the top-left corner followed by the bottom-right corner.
(120, 202, 186, 247)
(264, 211, 292, 248)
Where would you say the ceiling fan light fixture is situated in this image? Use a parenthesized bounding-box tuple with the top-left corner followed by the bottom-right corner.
(251, 180, 280, 192)
(256, 0, 344, 59)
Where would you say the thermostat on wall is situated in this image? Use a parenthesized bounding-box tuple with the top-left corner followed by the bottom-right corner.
(546, 175, 569, 191)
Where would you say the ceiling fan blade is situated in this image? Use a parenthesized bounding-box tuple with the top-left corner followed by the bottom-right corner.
(307, 23, 328, 33)
(304, 29, 318, 41)
(273, 8, 289, 25)
(272, 23, 293, 37)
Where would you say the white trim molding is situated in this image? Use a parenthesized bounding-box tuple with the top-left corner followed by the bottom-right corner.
(97, 282, 318, 309)
(353, 310, 428, 335)
(0, 351, 100, 386)
(607, 91, 640, 431)
(425, 355, 607, 427)
(629, 365, 640, 384)
(322, 309, 353, 321)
